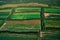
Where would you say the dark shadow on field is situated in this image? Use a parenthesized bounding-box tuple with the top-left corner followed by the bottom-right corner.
(42, 29, 60, 40)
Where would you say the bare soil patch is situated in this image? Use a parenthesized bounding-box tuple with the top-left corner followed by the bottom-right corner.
(6, 20, 40, 24)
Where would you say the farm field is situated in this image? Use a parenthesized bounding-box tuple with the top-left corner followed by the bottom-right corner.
(42, 29, 60, 40)
(0, 19, 60, 32)
(16, 7, 60, 13)
(0, 7, 59, 13)
(10, 12, 60, 20)
(16, 7, 41, 12)
(44, 8, 60, 13)
(0, 20, 5, 27)
(45, 20, 60, 28)
(0, 33, 38, 40)
(45, 14, 60, 19)
(0, 8, 11, 12)
(0, 12, 9, 20)
(0, 6, 60, 40)
(0, 20, 40, 32)
(10, 12, 40, 19)
(0, 29, 60, 40)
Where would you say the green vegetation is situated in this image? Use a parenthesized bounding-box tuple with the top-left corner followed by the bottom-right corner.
(0, 6, 60, 40)
(0, 7, 11, 10)
(1, 0, 60, 7)
(0, 29, 60, 40)
(16, 7, 60, 13)
(46, 15, 60, 19)
(0, 12, 9, 20)
(10, 12, 40, 19)
(44, 8, 60, 13)
(16, 7, 41, 11)
(0, 33, 38, 40)
(0, 20, 4, 27)
(0, 1, 6, 5)
(45, 20, 60, 28)
(1, 22, 40, 32)
(0, 9, 12, 12)
(42, 29, 60, 40)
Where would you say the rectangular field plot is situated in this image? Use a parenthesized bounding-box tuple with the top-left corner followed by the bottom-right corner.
(16, 7, 60, 13)
(0, 12, 9, 20)
(44, 13, 60, 19)
(10, 12, 40, 19)
(16, 7, 41, 12)
(42, 29, 60, 40)
(0, 33, 38, 40)
(44, 8, 60, 13)
(0, 9, 11, 12)
(45, 20, 60, 28)
(0, 20, 40, 32)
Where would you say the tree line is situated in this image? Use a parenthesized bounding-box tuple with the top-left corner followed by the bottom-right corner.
(0, 0, 60, 6)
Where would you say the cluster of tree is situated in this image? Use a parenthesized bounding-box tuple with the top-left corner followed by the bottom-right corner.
(0, 0, 60, 6)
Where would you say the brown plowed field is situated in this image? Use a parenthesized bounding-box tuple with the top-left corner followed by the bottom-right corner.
(6, 20, 40, 24)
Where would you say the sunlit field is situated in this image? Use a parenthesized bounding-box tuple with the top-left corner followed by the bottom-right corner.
(0, 5, 60, 40)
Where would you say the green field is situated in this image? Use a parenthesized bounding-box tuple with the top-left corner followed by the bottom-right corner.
(43, 29, 60, 40)
(0, 9, 12, 12)
(0, 12, 9, 20)
(0, 20, 4, 27)
(0, 6, 60, 40)
(0, 20, 60, 32)
(0, 33, 38, 40)
(10, 12, 40, 19)
(45, 13, 60, 28)
(0, 20, 40, 32)
(44, 8, 60, 13)
(0, 29, 60, 40)
(16, 7, 40, 11)
(16, 7, 60, 13)
(46, 14, 60, 19)
(45, 20, 60, 28)
(10, 13, 60, 19)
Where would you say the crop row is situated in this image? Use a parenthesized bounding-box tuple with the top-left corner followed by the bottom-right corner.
(16, 7, 60, 13)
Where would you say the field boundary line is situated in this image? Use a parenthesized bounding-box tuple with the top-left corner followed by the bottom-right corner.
(0, 23, 6, 30)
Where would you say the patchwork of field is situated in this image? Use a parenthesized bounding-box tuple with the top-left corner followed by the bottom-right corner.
(0, 20, 40, 32)
(0, 7, 60, 28)
(0, 6, 60, 40)
(0, 20, 60, 32)
(0, 29, 60, 40)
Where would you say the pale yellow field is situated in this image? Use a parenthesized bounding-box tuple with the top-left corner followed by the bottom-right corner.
(0, 3, 48, 8)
